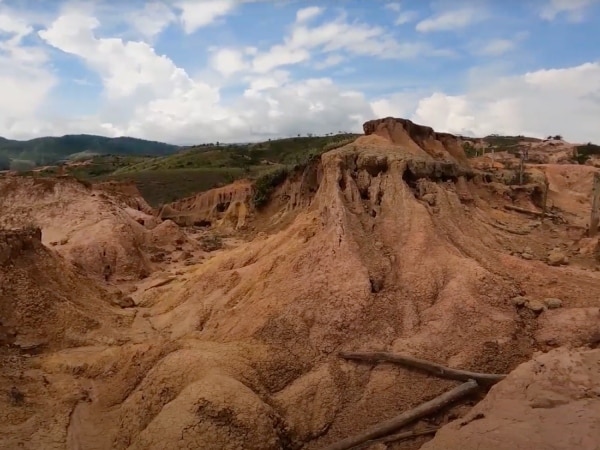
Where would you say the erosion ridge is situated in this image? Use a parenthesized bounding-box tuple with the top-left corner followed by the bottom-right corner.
(1, 117, 599, 450)
(0, 175, 202, 280)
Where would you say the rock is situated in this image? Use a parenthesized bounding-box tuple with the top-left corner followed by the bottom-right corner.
(521, 252, 534, 260)
(547, 251, 568, 266)
(112, 295, 135, 308)
(525, 300, 546, 313)
(543, 298, 563, 309)
(511, 296, 528, 307)
(422, 193, 436, 206)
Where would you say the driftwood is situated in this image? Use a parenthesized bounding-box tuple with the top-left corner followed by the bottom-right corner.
(339, 351, 506, 385)
(356, 427, 440, 449)
(320, 380, 479, 450)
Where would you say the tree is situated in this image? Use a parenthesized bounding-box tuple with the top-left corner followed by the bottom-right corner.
(0, 154, 10, 171)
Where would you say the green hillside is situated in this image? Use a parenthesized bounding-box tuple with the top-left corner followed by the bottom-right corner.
(63, 133, 358, 205)
(0, 134, 179, 169)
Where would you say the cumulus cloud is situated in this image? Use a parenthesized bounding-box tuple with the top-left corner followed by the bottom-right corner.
(296, 6, 323, 23)
(128, 1, 176, 39)
(1, 0, 600, 148)
(176, 0, 236, 34)
(0, 7, 56, 138)
(33, 8, 374, 144)
(540, 0, 599, 22)
(375, 62, 600, 142)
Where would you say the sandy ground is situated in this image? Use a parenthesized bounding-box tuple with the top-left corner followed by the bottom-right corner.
(1, 118, 599, 450)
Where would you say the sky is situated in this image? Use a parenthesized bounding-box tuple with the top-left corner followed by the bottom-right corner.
(0, 0, 599, 145)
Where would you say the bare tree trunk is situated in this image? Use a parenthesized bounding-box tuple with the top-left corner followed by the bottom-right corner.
(339, 351, 506, 385)
(320, 381, 479, 450)
(591, 173, 600, 237)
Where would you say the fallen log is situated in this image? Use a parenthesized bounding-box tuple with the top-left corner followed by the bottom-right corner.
(356, 427, 440, 449)
(339, 351, 506, 385)
(504, 204, 557, 218)
(320, 380, 478, 450)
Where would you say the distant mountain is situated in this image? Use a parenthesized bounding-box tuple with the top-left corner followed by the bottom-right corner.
(0, 134, 179, 169)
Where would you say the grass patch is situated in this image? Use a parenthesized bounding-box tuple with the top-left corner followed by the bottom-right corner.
(105, 167, 253, 207)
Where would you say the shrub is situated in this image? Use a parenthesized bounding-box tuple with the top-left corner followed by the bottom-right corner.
(462, 142, 477, 158)
(198, 234, 223, 252)
(574, 142, 600, 164)
(252, 167, 289, 208)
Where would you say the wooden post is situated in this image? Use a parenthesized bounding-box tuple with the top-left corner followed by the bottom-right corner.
(591, 173, 600, 237)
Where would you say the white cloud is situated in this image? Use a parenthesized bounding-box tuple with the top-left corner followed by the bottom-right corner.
(296, 6, 323, 23)
(176, 0, 236, 34)
(416, 7, 485, 32)
(128, 1, 176, 39)
(540, 0, 599, 22)
(395, 11, 419, 25)
(478, 39, 515, 56)
(4, 0, 600, 150)
(250, 15, 446, 73)
(210, 48, 247, 76)
(384, 2, 418, 25)
(0, 7, 56, 138)
(33, 9, 374, 144)
(313, 54, 345, 70)
(376, 62, 600, 143)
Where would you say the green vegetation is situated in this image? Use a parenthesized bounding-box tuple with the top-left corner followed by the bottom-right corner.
(252, 167, 290, 208)
(0, 134, 178, 167)
(574, 142, 600, 164)
(104, 133, 358, 206)
(462, 142, 477, 158)
(3, 133, 358, 207)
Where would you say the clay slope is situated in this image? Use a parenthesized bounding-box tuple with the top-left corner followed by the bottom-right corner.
(0, 176, 199, 280)
(159, 179, 253, 229)
(0, 227, 124, 349)
(75, 119, 597, 448)
(0, 227, 142, 450)
(422, 347, 600, 450)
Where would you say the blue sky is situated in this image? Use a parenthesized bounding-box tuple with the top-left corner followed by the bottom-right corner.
(0, 0, 599, 144)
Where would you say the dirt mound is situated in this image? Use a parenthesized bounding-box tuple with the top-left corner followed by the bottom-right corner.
(422, 347, 600, 450)
(0, 176, 191, 280)
(0, 227, 123, 349)
(159, 179, 253, 228)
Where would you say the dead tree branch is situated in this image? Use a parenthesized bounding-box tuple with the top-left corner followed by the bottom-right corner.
(356, 427, 440, 449)
(504, 204, 557, 218)
(320, 380, 479, 450)
(339, 351, 506, 385)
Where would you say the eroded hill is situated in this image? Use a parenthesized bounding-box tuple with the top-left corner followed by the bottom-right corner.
(0, 118, 599, 450)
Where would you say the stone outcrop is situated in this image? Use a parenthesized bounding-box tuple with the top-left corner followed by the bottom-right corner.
(422, 347, 600, 450)
(363, 117, 471, 166)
